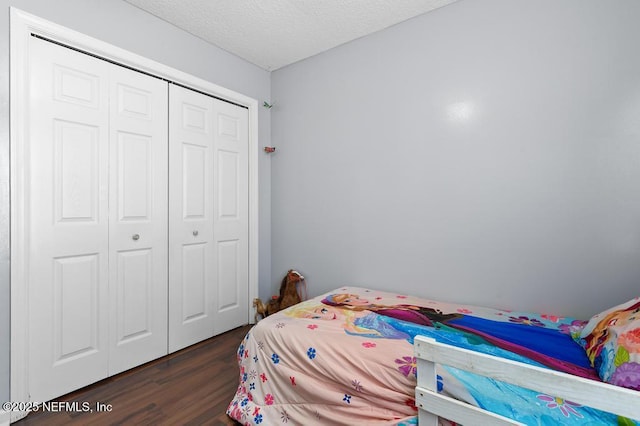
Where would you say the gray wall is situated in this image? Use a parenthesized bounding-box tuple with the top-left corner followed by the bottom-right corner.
(271, 0, 640, 319)
(0, 0, 271, 408)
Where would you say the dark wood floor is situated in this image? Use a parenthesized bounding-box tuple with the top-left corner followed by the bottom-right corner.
(15, 325, 251, 425)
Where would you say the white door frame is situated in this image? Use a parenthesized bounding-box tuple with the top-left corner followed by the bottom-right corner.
(9, 8, 259, 422)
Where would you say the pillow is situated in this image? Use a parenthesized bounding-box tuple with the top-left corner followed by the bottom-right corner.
(574, 297, 640, 390)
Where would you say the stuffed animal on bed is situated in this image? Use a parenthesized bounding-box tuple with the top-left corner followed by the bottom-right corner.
(254, 270, 307, 320)
(252, 298, 268, 322)
(276, 269, 305, 311)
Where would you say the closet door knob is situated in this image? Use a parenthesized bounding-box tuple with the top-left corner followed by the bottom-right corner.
(132, 234, 140, 241)
(193, 230, 199, 236)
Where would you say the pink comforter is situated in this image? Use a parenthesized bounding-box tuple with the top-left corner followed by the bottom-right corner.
(226, 287, 478, 425)
(227, 287, 633, 425)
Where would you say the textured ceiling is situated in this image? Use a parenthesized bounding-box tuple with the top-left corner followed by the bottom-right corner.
(124, 0, 458, 71)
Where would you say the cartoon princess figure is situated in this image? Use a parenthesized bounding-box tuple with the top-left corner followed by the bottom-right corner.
(582, 299, 640, 362)
(322, 293, 461, 326)
(284, 301, 410, 340)
(322, 293, 599, 380)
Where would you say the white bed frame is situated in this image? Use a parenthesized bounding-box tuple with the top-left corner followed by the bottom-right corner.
(415, 336, 640, 425)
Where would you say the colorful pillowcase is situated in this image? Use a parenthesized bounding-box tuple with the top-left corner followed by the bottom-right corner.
(573, 297, 640, 390)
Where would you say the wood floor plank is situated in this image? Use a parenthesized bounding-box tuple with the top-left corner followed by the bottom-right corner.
(15, 325, 251, 425)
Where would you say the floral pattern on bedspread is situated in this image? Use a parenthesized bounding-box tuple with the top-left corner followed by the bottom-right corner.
(227, 287, 639, 425)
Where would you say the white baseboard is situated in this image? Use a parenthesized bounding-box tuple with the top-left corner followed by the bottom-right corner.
(0, 408, 28, 425)
(0, 408, 10, 426)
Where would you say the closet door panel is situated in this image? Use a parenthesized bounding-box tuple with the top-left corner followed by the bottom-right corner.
(213, 101, 249, 333)
(28, 38, 110, 403)
(181, 242, 207, 320)
(53, 255, 100, 357)
(108, 66, 168, 374)
(169, 85, 216, 352)
(116, 249, 153, 337)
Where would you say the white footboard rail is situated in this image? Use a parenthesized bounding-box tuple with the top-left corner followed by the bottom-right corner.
(414, 335, 640, 425)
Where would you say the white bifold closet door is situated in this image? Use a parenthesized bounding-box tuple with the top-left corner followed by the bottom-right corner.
(169, 85, 248, 352)
(107, 65, 168, 375)
(27, 37, 168, 403)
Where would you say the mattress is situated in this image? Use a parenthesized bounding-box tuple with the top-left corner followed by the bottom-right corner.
(227, 287, 637, 425)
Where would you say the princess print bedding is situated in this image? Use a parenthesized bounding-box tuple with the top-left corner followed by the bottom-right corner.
(227, 287, 639, 425)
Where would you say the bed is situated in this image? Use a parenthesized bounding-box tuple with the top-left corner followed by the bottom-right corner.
(227, 287, 640, 425)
